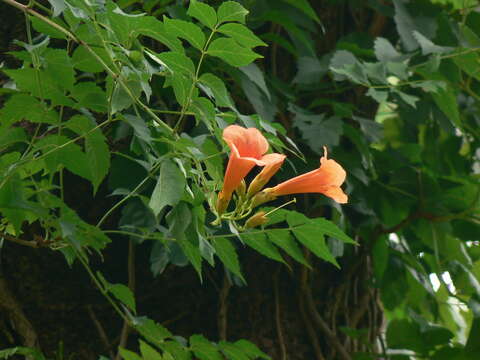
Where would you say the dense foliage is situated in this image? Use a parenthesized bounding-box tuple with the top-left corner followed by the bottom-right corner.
(0, 0, 480, 359)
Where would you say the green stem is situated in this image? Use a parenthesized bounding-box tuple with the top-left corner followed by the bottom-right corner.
(96, 161, 162, 228)
(75, 248, 130, 323)
(1, 119, 114, 191)
(174, 24, 218, 133)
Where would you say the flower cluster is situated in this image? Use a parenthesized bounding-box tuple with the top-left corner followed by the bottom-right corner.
(214, 125, 348, 228)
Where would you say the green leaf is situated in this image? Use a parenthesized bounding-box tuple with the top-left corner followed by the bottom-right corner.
(139, 340, 163, 360)
(452, 51, 480, 82)
(367, 88, 388, 103)
(106, 5, 144, 44)
(329, 50, 368, 85)
(119, 348, 143, 360)
(286, 211, 353, 267)
(134, 317, 172, 346)
(207, 38, 262, 67)
(171, 73, 195, 106)
(312, 218, 356, 244)
(0, 94, 58, 126)
(374, 37, 402, 62)
(422, 325, 454, 348)
(48, 0, 66, 17)
(293, 56, 326, 84)
(363, 62, 387, 84)
(189, 97, 216, 128)
(412, 30, 453, 55)
(217, 23, 267, 48)
(431, 84, 461, 127)
(267, 229, 309, 267)
(392, 89, 419, 108)
(156, 51, 196, 77)
(460, 23, 480, 47)
(176, 222, 202, 280)
(122, 114, 152, 142)
(66, 115, 110, 193)
(372, 236, 389, 281)
(30, 16, 66, 39)
(97, 272, 136, 313)
(0, 169, 39, 234)
(71, 46, 108, 73)
(260, 10, 314, 55)
(70, 82, 108, 112)
(233, 340, 270, 360)
(290, 105, 343, 152)
(190, 335, 223, 360)
(212, 237, 244, 281)
(187, 0, 217, 29)
(218, 342, 249, 360)
(110, 72, 143, 113)
(35, 135, 91, 180)
(135, 17, 184, 53)
(159, 341, 191, 360)
(217, 1, 249, 24)
(164, 17, 206, 50)
(110, 283, 136, 313)
(281, 0, 320, 24)
(465, 316, 480, 355)
(4, 68, 72, 105)
(393, 0, 419, 51)
(0, 126, 26, 149)
(262, 32, 297, 56)
(44, 48, 75, 91)
(239, 63, 270, 100)
(149, 159, 186, 216)
(0, 347, 46, 360)
(241, 232, 286, 265)
(386, 319, 427, 353)
(198, 73, 233, 108)
(291, 224, 339, 268)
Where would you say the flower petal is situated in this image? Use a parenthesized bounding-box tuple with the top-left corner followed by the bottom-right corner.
(223, 125, 269, 159)
(247, 153, 286, 197)
(266, 148, 348, 204)
(220, 125, 270, 197)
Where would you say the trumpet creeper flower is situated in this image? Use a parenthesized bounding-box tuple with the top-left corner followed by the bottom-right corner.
(217, 125, 283, 213)
(264, 147, 348, 204)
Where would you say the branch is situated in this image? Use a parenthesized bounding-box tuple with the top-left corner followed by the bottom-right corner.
(298, 265, 325, 360)
(303, 287, 352, 360)
(218, 273, 231, 341)
(1, 232, 50, 248)
(87, 306, 115, 359)
(273, 267, 287, 360)
(298, 292, 325, 360)
(0, 273, 40, 349)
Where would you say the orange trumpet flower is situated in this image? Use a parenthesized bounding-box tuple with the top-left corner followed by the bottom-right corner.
(217, 125, 281, 213)
(263, 147, 348, 204)
(247, 153, 286, 197)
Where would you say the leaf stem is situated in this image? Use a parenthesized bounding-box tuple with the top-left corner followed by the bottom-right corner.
(174, 24, 218, 133)
(96, 161, 162, 228)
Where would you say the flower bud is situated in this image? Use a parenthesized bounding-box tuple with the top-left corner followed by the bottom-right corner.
(387, 76, 400, 86)
(250, 190, 276, 208)
(245, 211, 268, 229)
(236, 180, 247, 198)
(216, 190, 231, 215)
(247, 173, 267, 198)
(247, 154, 286, 198)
